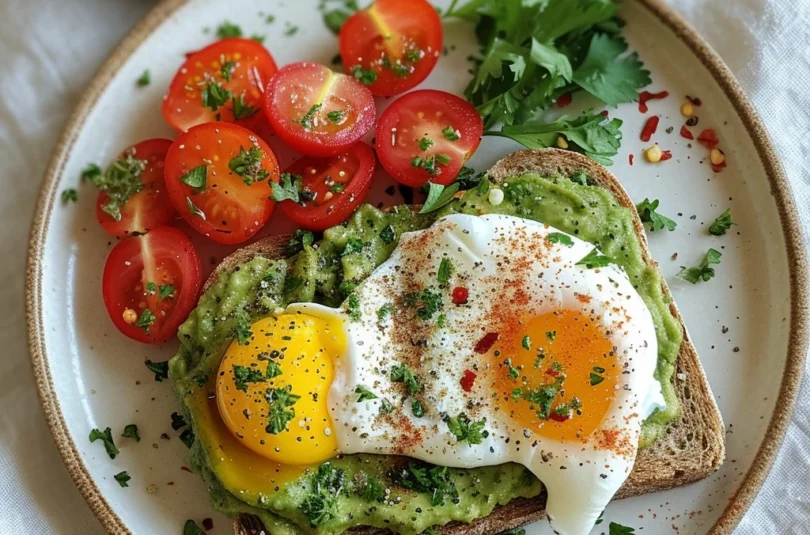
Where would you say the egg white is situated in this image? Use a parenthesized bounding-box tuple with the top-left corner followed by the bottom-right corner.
(288, 213, 663, 535)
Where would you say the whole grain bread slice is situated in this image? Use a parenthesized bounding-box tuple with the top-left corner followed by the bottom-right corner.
(225, 148, 725, 535)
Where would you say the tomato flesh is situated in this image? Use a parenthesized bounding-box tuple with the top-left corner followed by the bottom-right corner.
(162, 38, 278, 133)
(264, 62, 376, 157)
(102, 227, 202, 344)
(279, 142, 376, 231)
(375, 90, 483, 187)
(95, 138, 176, 238)
(164, 122, 280, 245)
(339, 0, 442, 96)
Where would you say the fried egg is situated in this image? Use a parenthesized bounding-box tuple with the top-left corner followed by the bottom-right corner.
(215, 213, 663, 535)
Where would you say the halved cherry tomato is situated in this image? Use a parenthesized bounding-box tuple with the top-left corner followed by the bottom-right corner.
(95, 139, 175, 238)
(162, 38, 278, 133)
(102, 227, 202, 344)
(339, 0, 442, 96)
(278, 143, 376, 231)
(164, 122, 279, 245)
(375, 90, 483, 187)
(263, 62, 376, 157)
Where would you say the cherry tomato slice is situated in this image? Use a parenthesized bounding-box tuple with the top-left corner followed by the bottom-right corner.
(102, 227, 202, 344)
(164, 122, 280, 245)
(162, 38, 278, 133)
(263, 62, 376, 157)
(279, 142, 376, 231)
(95, 138, 176, 238)
(375, 90, 483, 187)
(339, 0, 442, 96)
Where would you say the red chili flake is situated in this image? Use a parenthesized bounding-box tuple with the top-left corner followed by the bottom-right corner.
(452, 287, 469, 305)
(638, 90, 669, 113)
(711, 161, 727, 173)
(679, 125, 694, 140)
(697, 129, 720, 149)
(549, 412, 569, 422)
(180, 466, 192, 473)
(202, 518, 214, 531)
(460, 370, 477, 392)
(545, 368, 560, 378)
(556, 93, 573, 107)
(660, 150, 673, 161)
(640, 116, 660, 142)
(629, 154, 635, 166)
(474, 332, 499, 354)
(686, 95, 702, 106)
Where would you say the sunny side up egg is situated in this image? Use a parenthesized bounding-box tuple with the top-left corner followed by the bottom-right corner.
(214, 213, 664, 535)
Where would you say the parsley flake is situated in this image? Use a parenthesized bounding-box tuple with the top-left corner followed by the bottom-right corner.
(114, 471, 131, 487)
(546, 232, 574, 246)
(122, 424, 140, 442)
(576, 248, 612, 269)
(89, 427, 119, 459)
(145, 360, 168, 381)
(355, 385, 378, 402)
(265, 386, 300, 435)
(678, 248, 722, 284)
(180, 165, 207, 189)
(636, 198, 677, 232)
(709, 209, 733, 236)
(391, 364, 420, 395)
(136, 70, 151, 87)
(445, 413, 489, 445)
(229, 146, 269, 185)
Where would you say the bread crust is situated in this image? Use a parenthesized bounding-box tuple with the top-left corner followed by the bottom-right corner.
(227, 149, 725, 535)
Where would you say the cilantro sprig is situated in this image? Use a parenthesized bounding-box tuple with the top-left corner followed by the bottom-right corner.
(678, 248, 722, 284)
(636, 198, 677, 232)
(709, 209, 733, 236)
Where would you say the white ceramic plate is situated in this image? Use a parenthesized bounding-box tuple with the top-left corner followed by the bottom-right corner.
(26, 1, 808, 534)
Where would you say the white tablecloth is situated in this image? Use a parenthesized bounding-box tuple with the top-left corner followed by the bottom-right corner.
(1, 0, 808, 533)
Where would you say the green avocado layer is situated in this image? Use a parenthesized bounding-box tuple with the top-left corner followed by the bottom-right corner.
(169, 173, 682, 534)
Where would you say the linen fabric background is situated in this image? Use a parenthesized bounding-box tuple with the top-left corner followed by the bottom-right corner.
(0, 0, 807, 533)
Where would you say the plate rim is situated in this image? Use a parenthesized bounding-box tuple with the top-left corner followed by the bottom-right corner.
(24, 0, 809, 533)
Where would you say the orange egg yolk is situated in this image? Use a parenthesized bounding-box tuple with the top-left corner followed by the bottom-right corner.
(490, 310, 619, 443)
(216, 313, 345, 465)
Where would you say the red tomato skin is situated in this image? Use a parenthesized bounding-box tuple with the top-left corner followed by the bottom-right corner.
(102, 227, 202, 344)
(375, 90, 483, 187)
(162, 38, 278, 133)
(339, 0, 442, 96)
(263, 62, 376, 157)
(164, 122, 279, 245)
(279, 143, 376, 231)
(95, 138, 176, 238)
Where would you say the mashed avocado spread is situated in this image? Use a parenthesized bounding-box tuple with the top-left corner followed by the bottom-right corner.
(169, 172, 682, 534)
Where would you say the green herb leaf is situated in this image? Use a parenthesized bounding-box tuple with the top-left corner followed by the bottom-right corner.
(355, 385, 378, 402)
(122, 424, 140, 442)
(351, 65, 378, 85)
(114, 471, 131, 487)
(229, 146, 269, 185)
(61, 188, 78, 204)
(419, 182, 460, 214)
(445, 413, 488, 445)
(89, 427, 119, 459)
(201, 81, 232, 112)
(377, 303, 394, 322)
(298, 103, 323, 129)
(322, 1, 359, 35)
(437, 313, 447, 328)
(136, 309, 156, 333)
(233, 364, 267, 392)
(285, 229, 315, 256)
(678, 248, 722, 284)
(179, 428, 195, 448)
(250, 34, 266, 43)
(573, 34, 651, 107)
(221, 61, 236, 81)
(145, 360, 168, 381)
(234, 309, 253, 345)
(391, 364, 420, 395)
(158, 284, 175, 300)
(546, 232, 574, 246)
(395, 461, 458, 506)
(590, 373, 604, 386)
(636, 198, 677, 232)
(709, 209, 733, 236)
(265, 385, 300, 435)
(80, 163, 102, 183)
(442, 126, 460, 141)
(299, 463, 346, 526)
(232, 94, 259, 120)
(379, 225, 396, 244)
(347, 294, 361, 321)
(522, 335, 531, 350)
(356, 473, 385, 502)
(576, 248, 613, 269)
(330, 182, 345, 193)
(86, 153, 147, 221)
(180, 165, 207, 189)
(437, 258, 453, 286)
(342, 238, 365, 256)
(403, 288, 443, 320)
(609, 522, 636, 535)
(216, 21, 243, 39)
(419, 137, 434, 151)
(272, 172, 302, 202)
(326, 109, 345, 123)
(380, 398, 394, 414)
(545, 330, 557, 341)
(412, 400, 425, 417)
(184, 520, 206, 535)
(136, 70, 151, 87)
(285, 25, 299, 36)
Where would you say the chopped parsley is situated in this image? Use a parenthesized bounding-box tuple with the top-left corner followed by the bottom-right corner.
(271, 172, 303, 202)
(330, 183, 345, 193)
(418, 137, 434, 151)
(351, 65, 378, 85)
(229, 146, 269, 185)
(216, 21, 242, 38)
(412, 400, 425, 417)
(180, 165, 207, 189)
(511, 387, 523, 401)
(220, 61, 236, 81)
(523, 375, 564, 420)
(521, 335, 531, 350)
(576, 248, 613, 269)
(445, 413, 489, 445)
(85, 153, 147, 221)
(419, 182, 460, 214)
(437, 313, 447, 328)
(678, 248, 722, 284)
(404, 288, 443, 320)
(636, 198, 677, 232)
(136, 70, 150, 87)
(234, 309, 253, 345)
(322, 0, 359, 34)
(179, 428, 195, 448)
(158, 284, 175, 300)
(709, 208, 733, 236)
(355, 473, 385, 502)
(285, 25, 299, 36)
(232, 94, 259, 119)
(265, 386, 300, 435)
(233, 364, 267, 392)
(391, 364, 420, 395)
(590, 372, 605, 386)
(380, 398, 394, 414)
(412, 154, 450, 175)
(285, 229, 314, 256)
(326, 110, 345, 123)
(377, 303, 394, 322)
(609, 522, 637, 535)
(201, 81, 232, 112)
(135, 309, 156, 333)
(545, 330, 556, 341)
(299, 463, 346, 526)
(184, 520, 206, 535)
(505, 358, 520, 379)
(379, 224, 396, 244)
(250, 33, 266, 43)
(114, 471, 131, 488)
(121, 424, 140, 442)
(89, 427, 119, 459)
(347, 294, 361, 321)
(442, 125, 460, 141)
(355, 385, 378, 402)
(382, 55, 410, 77)
(145, 360, 168, 381)
(61, 188, 78, 204)
(437, 258, 453, 286)
(546, 232, 574, 246)
(298, 103, 323, 129)
(171, 412, 187, 430)
(395, 462, 458, 506)
(342, 238, 365, 256)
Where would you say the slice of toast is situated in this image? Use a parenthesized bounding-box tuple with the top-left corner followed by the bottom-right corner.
(221, 149, 725, 535)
